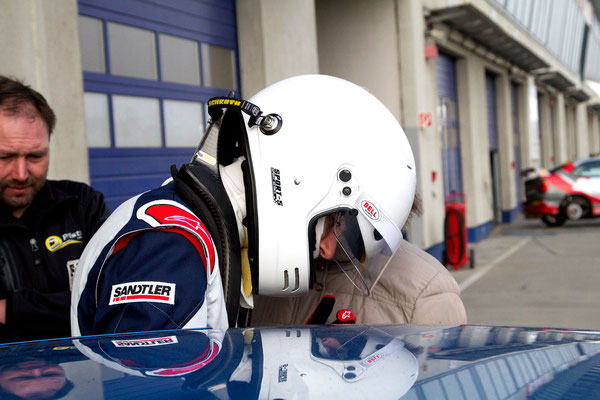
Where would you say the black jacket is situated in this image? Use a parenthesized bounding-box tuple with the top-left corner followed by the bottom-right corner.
(0, 180, 109, 342)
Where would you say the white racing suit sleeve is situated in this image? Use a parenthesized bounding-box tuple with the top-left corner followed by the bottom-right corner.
(72, 186, 229, 335)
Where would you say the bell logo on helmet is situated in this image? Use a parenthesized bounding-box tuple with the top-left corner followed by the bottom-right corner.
(361, 200, 381, 221)
(365, 354, 382, 364)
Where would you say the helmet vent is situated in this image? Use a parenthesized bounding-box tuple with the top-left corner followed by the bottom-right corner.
(282, 270, 289, 290)
(293, 268, 300, 291)
(282, 268, 301, 291)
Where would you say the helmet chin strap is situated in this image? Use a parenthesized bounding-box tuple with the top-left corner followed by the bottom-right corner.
(220, 157, 247, 247)
(220, 157, 254, 310)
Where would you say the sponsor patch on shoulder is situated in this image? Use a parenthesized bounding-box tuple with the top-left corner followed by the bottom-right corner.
(112, 336, 178, 347)
(109, 281, 176, 306)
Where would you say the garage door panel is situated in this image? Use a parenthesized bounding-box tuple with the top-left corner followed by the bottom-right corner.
(437, 52, 463, 197)
(79, 0, 236, 44)
(88, 150, 192, 178)
(92, 175, 172, 210)
(79, 0, 238, 210)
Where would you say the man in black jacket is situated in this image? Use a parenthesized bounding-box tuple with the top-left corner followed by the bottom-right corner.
(0, 75, 109, 342)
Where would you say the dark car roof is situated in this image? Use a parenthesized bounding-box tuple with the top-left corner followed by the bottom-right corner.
(0, 324, 599, 399)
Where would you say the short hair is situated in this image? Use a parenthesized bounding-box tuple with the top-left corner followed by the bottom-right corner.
(0, 75, 56, 135)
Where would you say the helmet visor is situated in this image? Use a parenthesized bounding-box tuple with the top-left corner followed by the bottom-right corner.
(311, 327, 401, 362)
(316, 207, 397, 296)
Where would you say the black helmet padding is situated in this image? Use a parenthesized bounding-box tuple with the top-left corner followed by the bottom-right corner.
(171, 162, 241, 328)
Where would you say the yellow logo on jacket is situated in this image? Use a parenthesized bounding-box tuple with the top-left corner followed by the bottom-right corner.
(45, 231, 83, 252)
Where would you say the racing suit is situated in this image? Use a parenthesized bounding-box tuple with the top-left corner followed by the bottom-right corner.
(71, 181, 228, 336)
(0, 180, 109, 342)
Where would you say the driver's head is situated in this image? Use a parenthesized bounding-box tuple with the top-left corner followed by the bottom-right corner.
(319, 213, 342, 261)
(205, 74, 416, 297)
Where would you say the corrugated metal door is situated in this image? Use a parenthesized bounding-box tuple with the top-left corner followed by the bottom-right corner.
(486, 74, 499, 152)
(550, 98, 558, 166)
(436, 53, 463, 198)
(511, 83, 523, 212)
(78, 0, 239, 210)
(486, 73, 502, 224)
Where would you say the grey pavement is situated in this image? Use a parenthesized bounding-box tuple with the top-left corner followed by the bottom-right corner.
(448, 215, 600, 330)
(451, 228, 531, 291)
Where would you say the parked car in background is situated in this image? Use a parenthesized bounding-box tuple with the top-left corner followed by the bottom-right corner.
(523, 156, 600, 226)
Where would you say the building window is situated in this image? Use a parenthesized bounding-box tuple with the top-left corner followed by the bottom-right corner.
(159, 34, 201, 85)
(83, 92, 110, 147)
(107, 22, 158, 80)
(164, 99, 204, 147)
(112, 95, 162, 148)
(78, 16, 106, 73)
(202, 43, 237, 90)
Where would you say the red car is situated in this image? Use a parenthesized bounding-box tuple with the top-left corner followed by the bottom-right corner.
(523, 156, 600, 226)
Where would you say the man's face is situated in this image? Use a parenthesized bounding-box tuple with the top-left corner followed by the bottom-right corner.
(0, 358, 66, 399)
(0, 109, 49, 217)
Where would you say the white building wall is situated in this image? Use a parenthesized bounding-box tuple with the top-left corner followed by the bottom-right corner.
(0, 0, 88, 183)
(590, 112, 600, 154)
(495, 73, 517, 213)
(521, 77, 542, 169)
(236, 0, 319, 98)
(517, 82, 532, 170)
(538, 92, 555, 168)
(554, 94, 569, 164)
(575, 102, 589, 158)
(566, 103, 577, 161)
(315, 0, 402, 121)
(396, 0, 445, 248)
(456, 54, 495, 229)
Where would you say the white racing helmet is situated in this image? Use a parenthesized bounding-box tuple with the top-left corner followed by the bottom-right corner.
(242, 75, 416, 296)
(255, 326, 418, 399)
(189, 74, 416, 304)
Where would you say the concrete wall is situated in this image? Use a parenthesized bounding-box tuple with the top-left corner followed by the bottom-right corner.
(517, 83, 531, 170)
(456, 53, 494, 230)
(553, 94, 569, 164)
(590, 112, 600, 154)
(522, 77, 542, 169)
(538, 92, 555, 167)
(566, 103, 577, 161)
(495, 73, 517, 213)
(0, 0, 89, 183)
(396, 0, 445, 248)
(236, 0, 319, 99)
(575, 102, 589, 158)
(315, 0, 402, 121)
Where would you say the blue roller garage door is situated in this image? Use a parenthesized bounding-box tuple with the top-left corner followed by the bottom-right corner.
(485, 73, 502, 224)
(78, 0, 239, 211)
(512, 82, 523, 213)
(436, 52, 463, 198)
